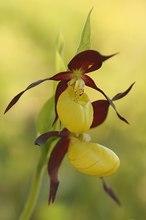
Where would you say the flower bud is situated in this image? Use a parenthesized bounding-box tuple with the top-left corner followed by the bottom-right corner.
(68, 137, 120, 176)
(57, 86, 93, 133)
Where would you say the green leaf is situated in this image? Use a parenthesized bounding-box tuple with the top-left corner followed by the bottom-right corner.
(36, 34, 66, 134)
(36, 97, 56, 134)
(77, 7, 93, 53)
(55, 33, 66, 72)
(56, 32, 64, 55)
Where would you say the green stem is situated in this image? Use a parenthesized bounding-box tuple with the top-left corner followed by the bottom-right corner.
(18, 137, 56, 220)
(18, 31, 66, 220)
(18, 152, 46, 220)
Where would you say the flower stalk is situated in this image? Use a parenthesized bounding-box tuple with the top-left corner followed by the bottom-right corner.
(18, 152, 46, 220)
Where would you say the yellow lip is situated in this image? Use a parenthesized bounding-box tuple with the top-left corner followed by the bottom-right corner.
(57, 86, 93, 133)
(68, 137, 120, 177)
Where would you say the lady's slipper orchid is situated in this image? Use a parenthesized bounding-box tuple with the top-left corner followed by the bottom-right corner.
(34, 83, 134, 205)
(35, 129, 120, 204)
(4, 49, 129, 127)
(5, 48, 134, 205)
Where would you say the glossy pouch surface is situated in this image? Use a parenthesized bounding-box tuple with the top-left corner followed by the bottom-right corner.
(57, 86, 93, 133)
(68, 137, 120, 177)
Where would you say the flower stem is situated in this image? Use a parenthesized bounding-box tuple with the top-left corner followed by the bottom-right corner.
(18, 136, 56, 220)
(18, 152, 46, 220)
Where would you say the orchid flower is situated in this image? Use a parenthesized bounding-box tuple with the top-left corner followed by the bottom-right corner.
(4, 49, 130, 127)
(5, 49, 134, 206)
(34, 129, 121, 204)
(34, 80, 134, 204)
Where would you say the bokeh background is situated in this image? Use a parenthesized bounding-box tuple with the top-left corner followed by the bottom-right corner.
(0, 0, 146, 219)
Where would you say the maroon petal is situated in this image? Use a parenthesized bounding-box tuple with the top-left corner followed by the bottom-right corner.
(83, 74, 110, 101)
(91, 100, 110, 128)
(55, 81, 68, 103)
(48, 137, 70, 204)
(112, 82, 135, 101)
(101, 178, 121, 205)
(4, 71, 73, 114)
(35, 128, 70, 146)
(83, 75, 129, 124)
(53, 81, 68, 125)
(50, 71, 73, 81)
(4, 78, 51, 113)
(68, 50, 117, 73)
(34, 131, 60, 146)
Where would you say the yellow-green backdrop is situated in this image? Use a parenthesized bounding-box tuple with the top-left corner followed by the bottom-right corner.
(0, 0, 146, 219)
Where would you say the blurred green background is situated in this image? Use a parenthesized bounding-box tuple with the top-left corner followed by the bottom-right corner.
(0, 0, 146, 219)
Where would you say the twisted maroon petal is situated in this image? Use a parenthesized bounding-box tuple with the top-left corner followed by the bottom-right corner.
(4, 71, 73, 114)
(4, 77, 50, 113)
(112, 82, 135, 101)
(34, 131, 60, 146)
(83, 75, 129, 124)
(35, 128, 70, 146)
(82, 74, 110, 100)
(91, 82, 134, 128)
(68, 50, 117, 73)
(91, 100, 110, 128)
(101, 178, 121, 205)
(48, 137, 70, 204)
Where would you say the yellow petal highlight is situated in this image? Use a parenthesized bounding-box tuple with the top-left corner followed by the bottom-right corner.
(57, 86, 93, 133)
(68, 137, 120, 177)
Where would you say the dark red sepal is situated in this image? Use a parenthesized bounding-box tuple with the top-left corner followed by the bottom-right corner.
(50, 71, 73, 81)
(112, 82, 135, 101)
(91, 100, 110, 128)
(68, 50, 117, 73)
(83, 74, 129, 124)
(48, 137, 70, 204)
(101, 177, 121, 205)
(35, 128, 70, 146)
(53, 81, 68, 125)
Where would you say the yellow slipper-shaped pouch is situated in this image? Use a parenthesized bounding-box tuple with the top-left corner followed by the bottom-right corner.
(68, 137, 120, 177)
(57, 86, 93, 133)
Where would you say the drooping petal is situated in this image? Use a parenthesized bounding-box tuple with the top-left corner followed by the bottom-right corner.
(112, 82, 135, 101)
(48, 137, 70, 204)
(101, 177, 121, 205)
(35, 128, 70, 146)
(4, 71, 73, 114)
(91, 83, 134, 128)
(83, 75, 129, 124)
(35, 131, 60, 146)
(91, 100, 110, 128)
(91, 82, 134, 127)
(55, 81, 68, 104)
(68, 50, 117, 73)
(82, 74, 110, 99)
(4, 78, 50, 113)
(53, 81, 68, 125)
